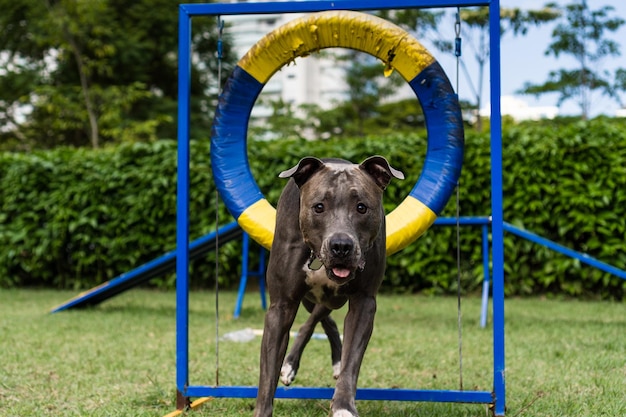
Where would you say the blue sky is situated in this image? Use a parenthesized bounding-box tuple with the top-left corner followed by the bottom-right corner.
(435, 0, 626, 117)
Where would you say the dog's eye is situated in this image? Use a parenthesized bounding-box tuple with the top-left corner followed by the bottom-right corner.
(314, 203, 324, 213)
(356, 203, 367, 214)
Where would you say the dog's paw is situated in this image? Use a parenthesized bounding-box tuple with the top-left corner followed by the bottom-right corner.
(333, 410, 356, 417)
(332, 361, 341, 379)
(280, 363, 296, 386)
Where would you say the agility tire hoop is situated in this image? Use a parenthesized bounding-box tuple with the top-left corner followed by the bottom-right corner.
(211, 10, 464, 255)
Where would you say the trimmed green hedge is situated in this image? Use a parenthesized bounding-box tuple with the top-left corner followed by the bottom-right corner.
(0, 141, 228, 290)
(1, 118, 625, 299)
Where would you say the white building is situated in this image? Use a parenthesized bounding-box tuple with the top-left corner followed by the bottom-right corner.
(221, 11, 349, 118)
(480, 95, 559, 121)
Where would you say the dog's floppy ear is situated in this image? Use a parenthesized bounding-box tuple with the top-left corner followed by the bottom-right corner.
(359, 155, 405, 190)
(279, 157, 325, 188)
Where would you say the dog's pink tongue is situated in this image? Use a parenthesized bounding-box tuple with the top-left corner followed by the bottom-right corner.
(332, 267, 351, 278)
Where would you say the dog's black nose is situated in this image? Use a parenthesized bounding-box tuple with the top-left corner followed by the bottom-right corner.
(330, 234, 353, 258)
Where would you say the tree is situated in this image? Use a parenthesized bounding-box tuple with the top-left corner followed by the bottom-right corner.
(616, 68, 626, 108)
(453, 6, 560, 130)
(518, 1, 626, 120)
(249, 98, 310, 140)
(0, 0, 234, 149)
(42, 0, 114, 149)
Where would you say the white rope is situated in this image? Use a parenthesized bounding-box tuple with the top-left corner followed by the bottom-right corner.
(214, 15, 225, 387)
(454, 6, 464, 392)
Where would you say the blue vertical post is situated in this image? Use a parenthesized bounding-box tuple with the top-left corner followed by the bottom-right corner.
(234, 233, 251, 319)
(480, 224, 490, 328)
(489, 0, 506, 414)
(176, 5, 192, 409)
(234, 233, 268, 318)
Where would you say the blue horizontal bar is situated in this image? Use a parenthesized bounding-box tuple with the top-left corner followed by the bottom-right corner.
(181, 0, 490, 16)
(503, 222, 626, 281)
(434, 216, 491, 226)
(183, 385, 493, 404)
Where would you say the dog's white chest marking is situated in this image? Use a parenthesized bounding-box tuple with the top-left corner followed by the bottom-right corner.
(303, 263, 340, 303)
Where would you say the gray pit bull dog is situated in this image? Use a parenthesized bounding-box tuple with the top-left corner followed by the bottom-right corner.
(253, 156, 404, 417)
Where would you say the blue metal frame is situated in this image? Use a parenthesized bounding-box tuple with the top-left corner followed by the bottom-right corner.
(488, 1, 505, 413)
(176, 0, 505, 415)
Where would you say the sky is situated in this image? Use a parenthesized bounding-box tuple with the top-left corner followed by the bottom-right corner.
(432, 0, 626, 117)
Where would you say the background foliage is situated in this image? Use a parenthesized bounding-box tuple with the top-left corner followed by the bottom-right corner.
(0, 0, 235, 149)
(1, 118, 625, 299)
(518, 1, 626, 120)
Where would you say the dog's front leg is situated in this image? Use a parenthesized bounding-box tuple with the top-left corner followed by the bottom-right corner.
(254, 300, 299, 417)
(331, 295, 377, 417)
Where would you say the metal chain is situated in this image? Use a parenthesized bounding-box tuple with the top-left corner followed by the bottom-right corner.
(454, 6, 464, 392)
(214, 15, 225, 387)
(455, 8, 462, 88)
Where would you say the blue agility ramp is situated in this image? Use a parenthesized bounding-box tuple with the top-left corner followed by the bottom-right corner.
(50, 221, 242, 313)
(503, 222, 626, 280)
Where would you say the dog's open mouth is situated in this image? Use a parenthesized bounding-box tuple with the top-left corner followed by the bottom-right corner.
(327, 265, 354, 282)
(331, 267, 351, 278)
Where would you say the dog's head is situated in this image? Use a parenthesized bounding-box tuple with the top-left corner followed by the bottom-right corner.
(279, 156, 404, 284)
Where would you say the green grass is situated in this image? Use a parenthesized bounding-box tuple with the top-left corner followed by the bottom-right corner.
(0, 289, 624, 416)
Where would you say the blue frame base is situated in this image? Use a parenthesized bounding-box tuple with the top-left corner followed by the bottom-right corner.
(182, 385, 494, 404)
